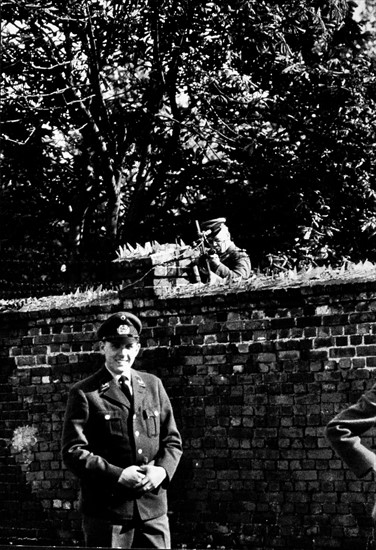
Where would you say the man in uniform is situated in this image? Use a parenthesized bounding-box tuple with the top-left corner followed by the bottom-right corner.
(61, 312, 183, 548)
(326, 389, 376, 477)
(326, 388, 376, 519)
(194, 217, 252, 283)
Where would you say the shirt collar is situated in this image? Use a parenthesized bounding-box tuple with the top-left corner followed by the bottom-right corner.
(105, 366, 131, 384)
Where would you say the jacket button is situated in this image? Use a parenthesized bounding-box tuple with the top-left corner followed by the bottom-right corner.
(105, 414, 111, 420)
(137, 449, 143, 454)
(135, 431, 140, 437)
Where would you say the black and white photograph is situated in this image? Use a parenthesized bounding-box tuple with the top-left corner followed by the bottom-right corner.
(2, 1, 376, 549)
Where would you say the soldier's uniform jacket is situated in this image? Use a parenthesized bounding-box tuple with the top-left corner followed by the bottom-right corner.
(326, 386, 376, 478)
(213, 243, 251, 280)
(61, 366, 183, 523)
(198, 242, 251, 281)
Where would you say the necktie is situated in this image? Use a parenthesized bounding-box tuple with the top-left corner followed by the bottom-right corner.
(119, 375, 132, 400)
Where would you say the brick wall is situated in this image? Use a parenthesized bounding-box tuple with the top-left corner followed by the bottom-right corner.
(2, 280, 376, 549)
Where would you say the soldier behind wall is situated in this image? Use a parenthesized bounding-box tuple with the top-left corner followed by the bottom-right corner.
(190, 217, 252, 284)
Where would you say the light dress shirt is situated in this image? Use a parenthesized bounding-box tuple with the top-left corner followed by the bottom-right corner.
(105, 367, 133, 396)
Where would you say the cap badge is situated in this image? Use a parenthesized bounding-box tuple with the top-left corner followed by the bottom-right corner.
(117, 324, 130, 335)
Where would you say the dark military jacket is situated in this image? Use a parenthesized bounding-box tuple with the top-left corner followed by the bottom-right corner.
(213, 243, 252, 279)
(61, 366, 183, 522)
(326, 386, 376, 478)
(198, 242, 252, 282)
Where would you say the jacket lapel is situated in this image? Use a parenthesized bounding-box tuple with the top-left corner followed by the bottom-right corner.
(98, 367, 132, 409)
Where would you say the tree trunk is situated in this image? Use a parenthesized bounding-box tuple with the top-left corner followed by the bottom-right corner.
(106, 170, 122, 245)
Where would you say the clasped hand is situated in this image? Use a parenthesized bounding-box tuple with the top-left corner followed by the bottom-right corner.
(118, 463, 166, 493)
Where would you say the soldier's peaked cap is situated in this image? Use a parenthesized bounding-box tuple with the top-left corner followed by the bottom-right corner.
(97, 312, 142, 341)
(201, 217, 227, 237)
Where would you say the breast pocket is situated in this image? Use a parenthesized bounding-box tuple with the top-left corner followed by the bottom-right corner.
(98, 411, 125, 437)
(143, 408, 160, 438)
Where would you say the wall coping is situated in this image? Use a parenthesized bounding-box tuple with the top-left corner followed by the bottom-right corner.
(1, 276, 376, 322)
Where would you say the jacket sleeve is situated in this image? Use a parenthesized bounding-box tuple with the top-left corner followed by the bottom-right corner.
(61, 386, 123, 484)
(153, 379, 183, 484)
(214, 251, 252, 280)
(325, 388, 376, 478)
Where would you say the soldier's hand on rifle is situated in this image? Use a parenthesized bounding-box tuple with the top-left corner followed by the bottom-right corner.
(206, 252, 221, 269)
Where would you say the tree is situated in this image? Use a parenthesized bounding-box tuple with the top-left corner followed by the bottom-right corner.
(1, 0, 376, 278)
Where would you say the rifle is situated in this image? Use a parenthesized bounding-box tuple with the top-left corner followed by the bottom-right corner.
(193, 220, 213, 283)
